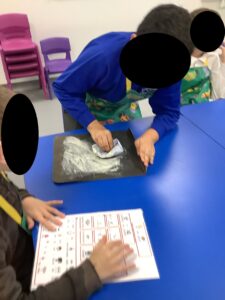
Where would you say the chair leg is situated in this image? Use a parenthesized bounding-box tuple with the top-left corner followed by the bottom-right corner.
(36, 47, 50, 99)
(40, 66, 49, 99)
(0, 50, 13, 90)
(39, 77, 42, 88)
(44, 68, 53, 99)
(6, 81, 12, 90)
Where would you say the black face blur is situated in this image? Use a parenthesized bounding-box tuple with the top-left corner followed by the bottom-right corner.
(1, 94, 39, 175)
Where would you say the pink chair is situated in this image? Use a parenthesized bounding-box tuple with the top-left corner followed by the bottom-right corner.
(0, 13, 49, 99)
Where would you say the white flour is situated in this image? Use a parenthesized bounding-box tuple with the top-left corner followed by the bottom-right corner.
(62, 136, 122, 177)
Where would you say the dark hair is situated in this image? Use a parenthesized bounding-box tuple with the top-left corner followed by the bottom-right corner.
(137, 4, 193, 54)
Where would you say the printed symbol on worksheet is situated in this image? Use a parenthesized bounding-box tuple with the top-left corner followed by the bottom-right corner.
(94, 229, 106, 243)
(120, 213, 130, 224)
(37, 266, 47, 274)
(121, 224, 135, 245)
(82, 230, 93, 244)
(81, 246, 93, 260)
(66, 258, 75, 267)
(52, 257, 63, 265)
(51, 266, 61, 274)
(53, 233, 62, 241)
(106, 214, 119, 227)
(134, 225, 152, 257)
(108, 228, 121, 241)
(93, 215, 105, 228)
(82, 216, 92, 229)
(53, 246, 62, 252)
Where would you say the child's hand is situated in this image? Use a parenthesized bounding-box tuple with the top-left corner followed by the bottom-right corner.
(87, 120, 113, 152)
(90, 236, 136, 282)
(21, 197, 65, 231)
(135, 129, 158, 166)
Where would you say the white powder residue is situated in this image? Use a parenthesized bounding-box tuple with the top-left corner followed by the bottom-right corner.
(62, 136, 122, 177)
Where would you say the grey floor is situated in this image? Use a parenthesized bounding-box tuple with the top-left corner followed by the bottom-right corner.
(7, 80, 154, 189)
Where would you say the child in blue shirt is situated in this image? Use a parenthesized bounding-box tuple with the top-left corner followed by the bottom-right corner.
(53, 4, 193, 166)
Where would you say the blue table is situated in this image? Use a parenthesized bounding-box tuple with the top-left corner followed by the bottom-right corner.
(181, 99, 225, 149)
(25, 116, 225, 300)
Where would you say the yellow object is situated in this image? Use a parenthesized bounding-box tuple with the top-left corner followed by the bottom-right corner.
(130, 102, 137, 110)
(201, 91, 210, 98)
(126, 77, 132, 92)
(0, 195, 22, 225)
(184, 71, 197, 81)
(204, 58, 208, 67)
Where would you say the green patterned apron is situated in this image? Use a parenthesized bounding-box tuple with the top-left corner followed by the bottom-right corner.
(86, 78, 157, 125)
(181, 65, 211, 106)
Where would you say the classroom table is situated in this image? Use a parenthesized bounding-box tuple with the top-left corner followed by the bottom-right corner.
(25, 115, 225, 300)
(181, 99, 225, 149)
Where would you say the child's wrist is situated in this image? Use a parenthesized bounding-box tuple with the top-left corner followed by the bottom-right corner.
(87, 120, 101, 132)
(145, 128, 159, 144)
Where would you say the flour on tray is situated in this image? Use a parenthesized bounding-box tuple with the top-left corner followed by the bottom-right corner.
(62, 136, 123, 176)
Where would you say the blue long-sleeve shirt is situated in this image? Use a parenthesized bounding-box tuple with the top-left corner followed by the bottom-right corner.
(53, 32, 181, 138)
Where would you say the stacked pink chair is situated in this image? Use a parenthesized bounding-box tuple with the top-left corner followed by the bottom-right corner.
(0, 13, 49, 98)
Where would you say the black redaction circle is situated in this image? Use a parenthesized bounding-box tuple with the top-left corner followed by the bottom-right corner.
(190, 11, 225, 52)
(120, 33, 191, 89)
(1, 93, 39, 175)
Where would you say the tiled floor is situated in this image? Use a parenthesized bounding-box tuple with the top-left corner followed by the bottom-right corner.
(7, 80, 154, 188)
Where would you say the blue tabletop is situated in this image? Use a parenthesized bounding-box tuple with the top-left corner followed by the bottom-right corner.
(25, 116, 225, 300)
(181, 99, 225, 149)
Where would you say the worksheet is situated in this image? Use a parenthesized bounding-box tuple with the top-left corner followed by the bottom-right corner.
(31, 209, 159, 290)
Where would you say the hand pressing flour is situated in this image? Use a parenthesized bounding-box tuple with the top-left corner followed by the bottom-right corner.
(92, 138, 124, 159)
(62, 136, 122, 176)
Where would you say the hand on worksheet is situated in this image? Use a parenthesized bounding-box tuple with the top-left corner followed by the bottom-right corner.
(135, 129, 158, 166)
(21, 197, 65, 231)
(87, 120, 113, 152)
(90, 235, 136, 281)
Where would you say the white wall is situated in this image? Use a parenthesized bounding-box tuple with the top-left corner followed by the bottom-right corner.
(0, 0, 201, 84)
(201, 0, 225, 18)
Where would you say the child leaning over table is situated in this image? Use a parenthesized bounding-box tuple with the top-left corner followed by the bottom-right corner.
(0, 86, 136, 300)
(181, 8, 225, 105)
